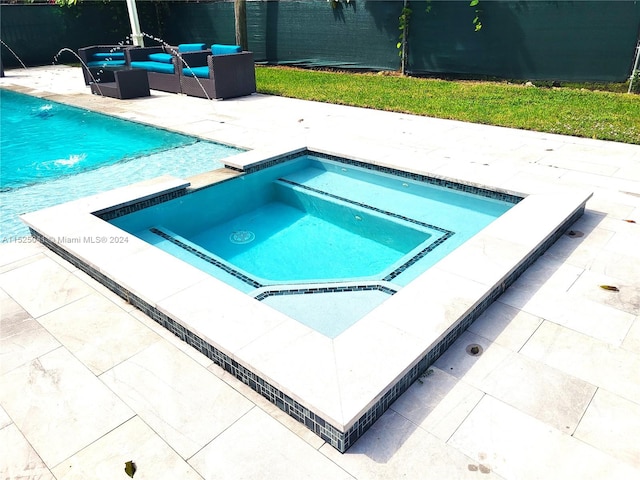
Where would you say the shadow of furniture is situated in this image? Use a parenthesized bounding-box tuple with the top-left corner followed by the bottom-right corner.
(179, 46, 256, 100)
(89, 69, 150, 99)
(78, 45, 129, 85)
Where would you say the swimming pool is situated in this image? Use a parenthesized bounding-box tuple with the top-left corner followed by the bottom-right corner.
(22, 144, 592, 452)
(110, 153, 517, 336)
(0, 89, 242, 239)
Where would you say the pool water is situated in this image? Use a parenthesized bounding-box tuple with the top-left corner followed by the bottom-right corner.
(184, 190, 437, 283)
(110, 154, 518, 336)
(0, 89, 243, 239)
(0, 89, 199, 189)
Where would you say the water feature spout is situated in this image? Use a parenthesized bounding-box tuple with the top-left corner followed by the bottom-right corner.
(0, 40, 28, 73)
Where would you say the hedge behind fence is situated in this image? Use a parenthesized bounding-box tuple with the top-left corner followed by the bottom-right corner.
(1, 0, 639, 82)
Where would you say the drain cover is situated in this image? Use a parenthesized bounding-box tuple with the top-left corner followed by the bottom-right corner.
(466, 344, 483, 356)
(229, 230, 255, 244)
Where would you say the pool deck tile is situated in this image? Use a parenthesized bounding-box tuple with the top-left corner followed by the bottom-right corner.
(0, 255, 95, 319)
(622, 315, 640, 354)
(467, 301, 544, 351)
(50, 416, 203, 479)
(389, 366, 485, 443)
(1, 65, 640, 479)
(37, 293, 162, 375)
(433, 331, 513, 388)
(157, 277, 292, 353)
(319, 408, 502, 479)
(448, 395, 639, 480)
(100, 340, 255, 460)
(0, 288, 61, 376)
(521, 322, 640, 404)
(573, 387, 640, 469)
(1, 423, 54, 480)
(480, 352, 597, 434)
(189, 408, 355, 480)
(0, 347, 135, 468)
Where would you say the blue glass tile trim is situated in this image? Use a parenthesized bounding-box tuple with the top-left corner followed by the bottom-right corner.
(94, 188, 187, 221)
(383, 235, 450, 281)
(278, 178, 451, 234)
(241, 150, 523, 204)
(309, 152, 524, 204)
(278, 178, 454, 282)
(28, 199, 584, 454)
(147, 180, 454, 289)
(149, 227, 263, 288)
(255, 284, 397, 301)
(231, 151, 307, 174)
(98, 150, 521, 226)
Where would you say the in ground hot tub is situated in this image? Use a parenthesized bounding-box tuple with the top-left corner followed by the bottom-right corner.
(22, 146, 591, 452)
(109, 153, 516, 337)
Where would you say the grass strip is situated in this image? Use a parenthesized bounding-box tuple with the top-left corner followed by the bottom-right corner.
(255, 66, 640, 145)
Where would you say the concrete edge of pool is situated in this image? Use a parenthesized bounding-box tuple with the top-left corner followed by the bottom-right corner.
(21, 145, 593, 453)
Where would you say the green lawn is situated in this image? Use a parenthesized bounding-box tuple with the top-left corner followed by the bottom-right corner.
(255, 66, 640, 145)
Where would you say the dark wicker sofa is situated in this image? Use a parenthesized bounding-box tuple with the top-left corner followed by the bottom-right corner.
(78, 45, 130, 85)
(179, 45, 256, 100)
(126, 46, 182, 93)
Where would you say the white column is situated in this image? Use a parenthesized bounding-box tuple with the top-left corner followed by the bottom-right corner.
(126, 0, 144, 47)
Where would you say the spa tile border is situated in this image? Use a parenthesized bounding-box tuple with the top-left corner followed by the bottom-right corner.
(149, 227, 263, 288)
(143, 177, 454, 290)
(277, 177, 454, 282)
(254, 283, 397, 301)
(94, 188, 188, 222)
(237, 150, 524, 204)
(27, 199, 583, 452)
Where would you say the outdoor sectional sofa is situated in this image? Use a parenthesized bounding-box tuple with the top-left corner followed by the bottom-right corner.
(125, 44, 201, 93)
(78, 45, 130, 85)
(124, 43, 255, 99)
(179, 44, 257, 100)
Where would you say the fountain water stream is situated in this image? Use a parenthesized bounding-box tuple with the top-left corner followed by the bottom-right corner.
(141, 32, 212, 100)
(54, 47, 102, 88)
(1, 40, 28, 74)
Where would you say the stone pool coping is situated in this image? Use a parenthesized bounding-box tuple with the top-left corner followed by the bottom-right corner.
(21, 143, 592, 452)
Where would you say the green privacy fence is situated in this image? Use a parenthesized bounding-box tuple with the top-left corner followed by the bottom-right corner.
(407, 0, 640, 81)
(2, 1, 639, 82)
(0, 2, 131, 67)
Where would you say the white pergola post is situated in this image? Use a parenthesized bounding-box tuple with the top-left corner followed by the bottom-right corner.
(126, 0, 144, 47)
